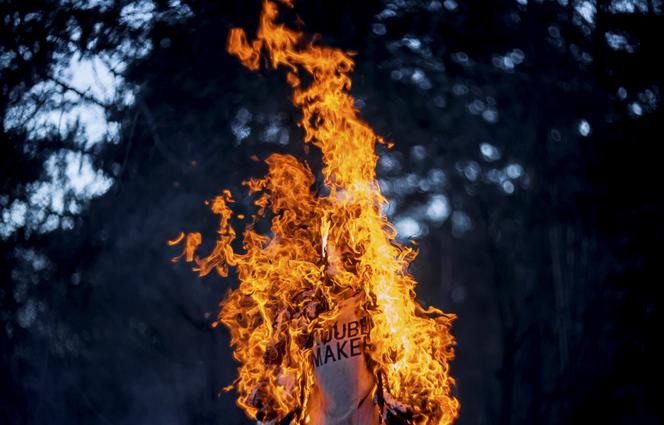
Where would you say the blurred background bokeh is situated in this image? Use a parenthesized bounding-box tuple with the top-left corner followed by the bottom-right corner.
(1, 0, 662, 424)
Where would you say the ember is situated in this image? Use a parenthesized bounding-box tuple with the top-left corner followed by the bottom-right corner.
(171, 0, 459, 423)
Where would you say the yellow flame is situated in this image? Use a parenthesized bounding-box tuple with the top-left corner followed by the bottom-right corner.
(173, 1, 459, 423)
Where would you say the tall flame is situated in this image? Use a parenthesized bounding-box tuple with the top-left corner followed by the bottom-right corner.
(172, 1, 459, 423)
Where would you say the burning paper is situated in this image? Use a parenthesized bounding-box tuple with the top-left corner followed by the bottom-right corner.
(171, 1, 459, 423)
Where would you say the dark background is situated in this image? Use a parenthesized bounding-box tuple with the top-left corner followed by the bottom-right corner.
(1, 0, 662, 424)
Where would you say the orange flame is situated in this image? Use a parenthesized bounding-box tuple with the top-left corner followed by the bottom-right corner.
(173, 1, 459, 423)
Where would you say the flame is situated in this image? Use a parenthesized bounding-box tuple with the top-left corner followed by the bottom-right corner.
(172, 1, 459, 423)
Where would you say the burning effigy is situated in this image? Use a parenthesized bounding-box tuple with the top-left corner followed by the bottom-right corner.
(170, 1, 459, 423)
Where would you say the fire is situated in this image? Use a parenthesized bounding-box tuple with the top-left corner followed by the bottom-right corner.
(171, 1, 459, 423)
